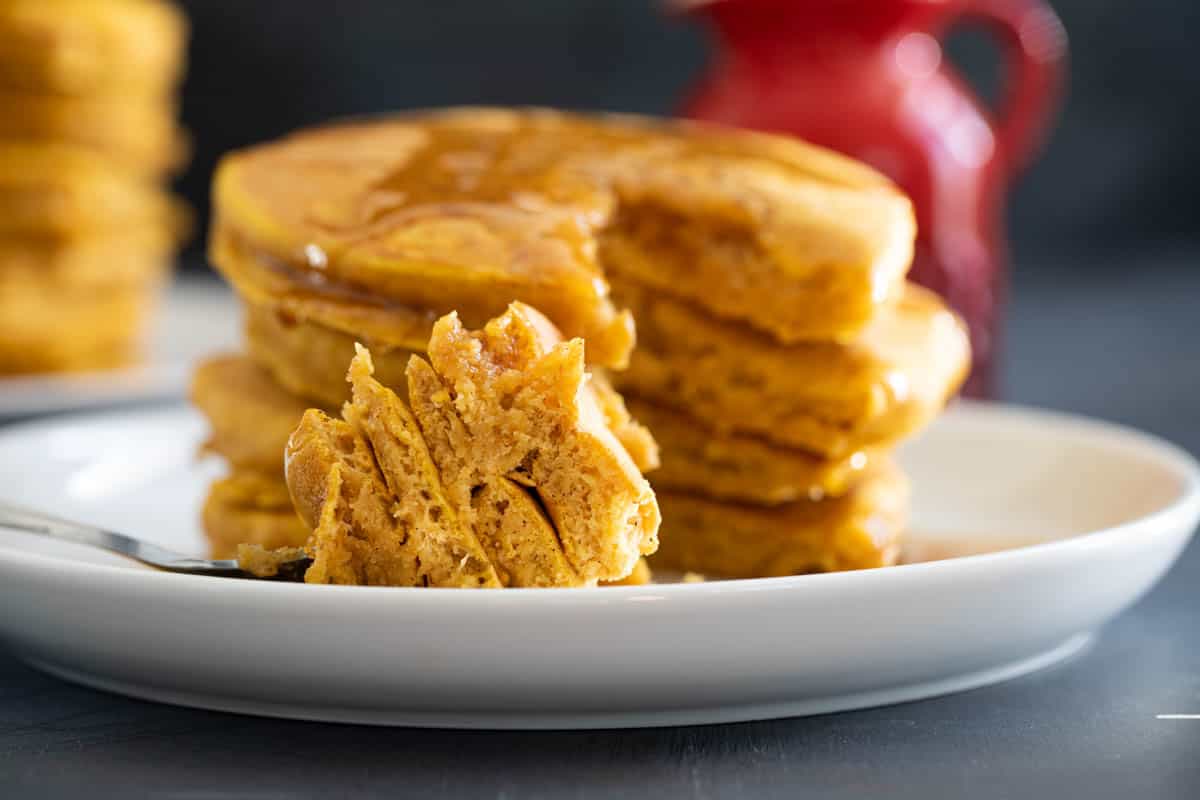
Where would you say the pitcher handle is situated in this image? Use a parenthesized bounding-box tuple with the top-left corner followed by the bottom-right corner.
(958, 0, 1067, 174)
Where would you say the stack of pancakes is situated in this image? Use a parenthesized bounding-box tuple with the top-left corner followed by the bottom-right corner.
(0, 0, 188, 374)
(613, 280, 968, 577)
(194, 109, 655, 559)
(195, 108, 969, 578)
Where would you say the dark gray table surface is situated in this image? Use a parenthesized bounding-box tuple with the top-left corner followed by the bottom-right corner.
(2, 254, 1198, 799)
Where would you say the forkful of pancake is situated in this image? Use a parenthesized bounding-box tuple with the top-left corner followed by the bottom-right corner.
(242, 302, 660, 587)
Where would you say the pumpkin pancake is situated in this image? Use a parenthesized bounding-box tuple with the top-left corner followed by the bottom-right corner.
(0, 230, 171, 289)
(0, 142, 179, 236)
(191, 354, 326, 475)
(628, 399, 876, 505)
(241, 297, 423, 409)
(0, 90, 187, 173)
(650, 462, 908, 579)
(284, 305, 659, 586)
(0, 0, 186, 96)
(211, 107, 914, 372)
(240, 301, 660, 474)
(285, 369, 503, 588)
(611, 282, 970, 458)
(0, 284, 157, 374)
(202, 471, 308, 561)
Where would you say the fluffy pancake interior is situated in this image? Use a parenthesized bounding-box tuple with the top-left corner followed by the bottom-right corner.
(286, 399, 500, 588)
(281, 304, 659, 586)
(420, 303, 659, 582)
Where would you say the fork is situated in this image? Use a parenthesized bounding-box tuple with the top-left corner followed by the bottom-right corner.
(0, 503, 311, 580)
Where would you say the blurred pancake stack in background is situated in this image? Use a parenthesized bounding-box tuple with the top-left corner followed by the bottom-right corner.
(194, 108, 970, 580)
(0, 0, 188, 375)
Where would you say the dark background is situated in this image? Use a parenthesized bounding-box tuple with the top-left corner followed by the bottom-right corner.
(172, 0, 1200, 270)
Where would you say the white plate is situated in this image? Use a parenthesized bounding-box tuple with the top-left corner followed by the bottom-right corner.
(0, 402, 1196, 729)
(0, 278, 239, 420)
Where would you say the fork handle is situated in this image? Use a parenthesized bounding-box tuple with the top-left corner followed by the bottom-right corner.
(0, 503, 241, 575)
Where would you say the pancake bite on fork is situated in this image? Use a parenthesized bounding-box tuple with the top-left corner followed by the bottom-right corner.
(282, 304, 660, 587)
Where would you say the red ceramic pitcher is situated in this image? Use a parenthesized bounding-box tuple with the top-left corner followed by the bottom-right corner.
(678, 0, 1067, 396)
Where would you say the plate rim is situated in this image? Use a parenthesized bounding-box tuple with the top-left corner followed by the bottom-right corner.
(16, 633, 1096, 729)
(0, 399, 1197, 605)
